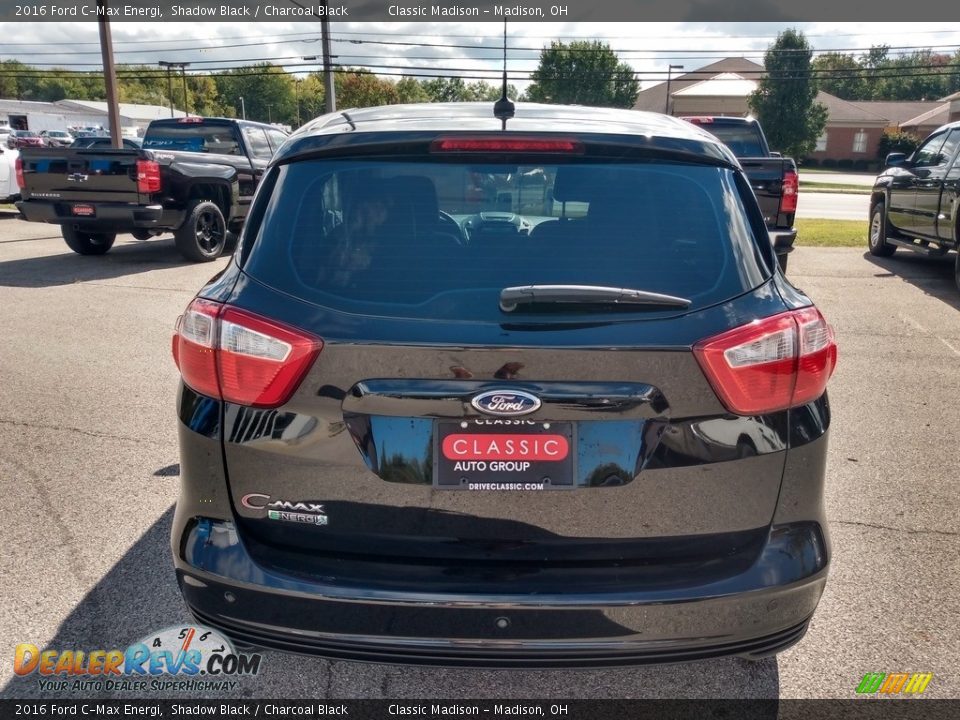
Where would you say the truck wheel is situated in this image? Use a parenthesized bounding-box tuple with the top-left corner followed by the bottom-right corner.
(175, 200, 226, 262)
(62, 226, 116, 256)
(868, 202, 897, 257)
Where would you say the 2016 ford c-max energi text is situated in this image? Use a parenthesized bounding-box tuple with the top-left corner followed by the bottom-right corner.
(171, 103, 836, 666)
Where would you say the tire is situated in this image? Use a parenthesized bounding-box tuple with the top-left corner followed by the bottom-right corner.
(868, 202, 897, 257)
(61, 226, 116, 256)
(174, 200, 227, 262)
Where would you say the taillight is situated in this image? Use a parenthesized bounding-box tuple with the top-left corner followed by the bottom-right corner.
(136, 159, 161, 193)
(172, 299, 322, 408)
(693, 308, 837, 416)
(431, 137, 583, 154)
(781, 170, 798, 214)
(15, 157, 24, 189)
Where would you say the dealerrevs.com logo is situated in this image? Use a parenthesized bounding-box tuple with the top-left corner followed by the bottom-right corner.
(856, 672, 933, 695)
(14, 625, 261, 693)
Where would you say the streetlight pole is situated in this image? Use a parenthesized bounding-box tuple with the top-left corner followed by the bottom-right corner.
(664, 64, 684, 115)
(239, 96, 245, 120)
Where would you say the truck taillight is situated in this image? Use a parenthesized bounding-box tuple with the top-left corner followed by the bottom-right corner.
(15, 157, 24, 189)
(173, 299, 323, 409)
(136, 159, 161, 193)
(694, 308, 837, 416)
(781, 170, 798, 214)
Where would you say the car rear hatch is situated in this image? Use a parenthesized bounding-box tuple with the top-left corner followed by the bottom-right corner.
(19, 147, 142, 204)
(193, 135, 803, 588)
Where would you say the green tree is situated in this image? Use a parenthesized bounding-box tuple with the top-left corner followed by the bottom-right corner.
(335, 69, 399, 108)
(748, 29, 827, 159)
(525, 41, 638, 108)
(395, 77, 431, 104)
(213, 63, 296, 125)
(421, 77, 471, 103)
(812, 52, 867, 100)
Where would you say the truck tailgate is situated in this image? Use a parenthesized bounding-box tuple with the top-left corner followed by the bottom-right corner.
(19, 147, 142, 203)
(739, 157, 790, 226)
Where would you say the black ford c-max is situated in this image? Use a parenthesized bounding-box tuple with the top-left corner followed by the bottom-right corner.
(171, 103, 836, 666)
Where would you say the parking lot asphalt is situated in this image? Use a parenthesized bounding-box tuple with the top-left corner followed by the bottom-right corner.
(0, 219, 958, 700)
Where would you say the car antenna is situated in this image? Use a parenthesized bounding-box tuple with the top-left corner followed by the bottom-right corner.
(493, 20, 515, 129)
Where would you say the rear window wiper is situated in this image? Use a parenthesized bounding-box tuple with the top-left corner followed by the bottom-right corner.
(499, 285, 691, 312)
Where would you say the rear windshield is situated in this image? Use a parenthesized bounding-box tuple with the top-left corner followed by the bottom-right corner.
(143, 123, 240, 155)
(698, 124, 765, 157)
(243, 158, 768, 321)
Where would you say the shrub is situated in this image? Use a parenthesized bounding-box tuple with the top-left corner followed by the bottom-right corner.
(853, 159, 870, 171)
(802, 157, 819, 167)
(877, 129, 921, 160)
(838, 158, 854, 169)
(822, 158, 838, 168)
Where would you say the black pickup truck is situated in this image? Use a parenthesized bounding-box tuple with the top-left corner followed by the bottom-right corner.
(15, 117, 288, 261)
(869, 121, 960, 291)
(682, 116, 798, 271)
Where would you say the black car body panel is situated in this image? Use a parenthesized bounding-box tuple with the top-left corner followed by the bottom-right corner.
(171, 103, 834, 665)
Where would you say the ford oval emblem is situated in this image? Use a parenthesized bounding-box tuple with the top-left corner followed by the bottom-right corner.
(471, 390, 542, 417)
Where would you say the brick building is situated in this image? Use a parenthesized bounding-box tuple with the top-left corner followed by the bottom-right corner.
(633, 58, 951, 167)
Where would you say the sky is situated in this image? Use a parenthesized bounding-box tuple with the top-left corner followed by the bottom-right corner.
(4, 22, 960, 91)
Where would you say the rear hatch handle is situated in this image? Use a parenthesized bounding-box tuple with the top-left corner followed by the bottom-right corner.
(499, 285, 691, 312)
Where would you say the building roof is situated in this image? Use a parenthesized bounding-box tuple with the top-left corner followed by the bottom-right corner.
(56, 100, 185, 121)
(813, 91, 889, 124)
(0, 98, 93, 119)
(849, 101, 943, 126)
(673, 73, 759, 98)
(632, 58, 765, 113)
(901, 103, 951, 130)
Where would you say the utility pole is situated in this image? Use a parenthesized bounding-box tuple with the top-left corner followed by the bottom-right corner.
(320, 2, 336, 114)
(664, 64, 684, 115)
(159, 61, 190, 116)
(163, 65, 173, 117)
(97, 0, 122, 148)
(180, 64, 190, 116)
(239, 96, 246, 120)
(295, 79, 300, 127)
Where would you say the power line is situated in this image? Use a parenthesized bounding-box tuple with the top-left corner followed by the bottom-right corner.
(6, 35, 960, 59)
(4, 26, 960, 47)
(2, 63, 957, 83)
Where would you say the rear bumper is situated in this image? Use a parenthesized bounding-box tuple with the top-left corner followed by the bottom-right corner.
(770, 227, 797, 254)
(15, 199, 177, 231)
(173, 517, 828, 667)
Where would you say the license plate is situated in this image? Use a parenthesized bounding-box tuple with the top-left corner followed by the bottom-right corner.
(433, 420, 575, 491)
(72, 204, 95, 217)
